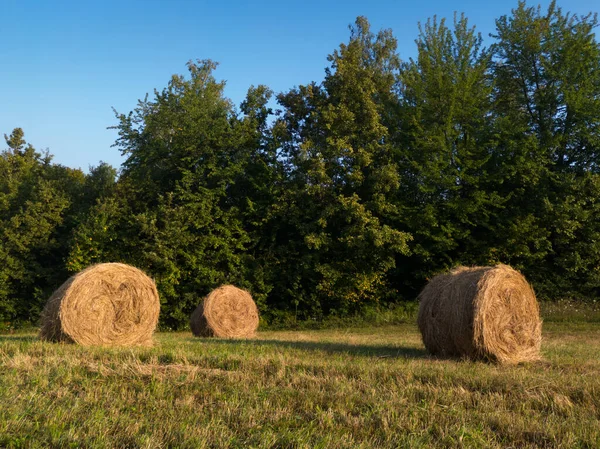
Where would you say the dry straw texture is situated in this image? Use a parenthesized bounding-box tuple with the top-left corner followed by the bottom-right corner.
(417, 264, 542, 364)
(190, 285, 259, 338)
(39, 263, 160, 346)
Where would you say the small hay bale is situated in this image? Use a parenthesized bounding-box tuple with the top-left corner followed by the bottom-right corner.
(417, 264, 542, 364)
(190, 285, 259, 338)
(39, 263, 160, 346)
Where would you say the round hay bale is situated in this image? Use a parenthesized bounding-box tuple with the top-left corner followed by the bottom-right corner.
(190, 285, 259, 338)
(39, 263, 160, 346)
(417, 264, 542, 364)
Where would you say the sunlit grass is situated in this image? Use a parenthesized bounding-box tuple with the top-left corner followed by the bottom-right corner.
(0, 322, 598, 448)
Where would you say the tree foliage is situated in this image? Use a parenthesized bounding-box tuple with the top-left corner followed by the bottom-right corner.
(271, 17, 412, 318)
(489, 1, 600, 296)
(0, 129, 105, 322)
(395, 14, 498, 291)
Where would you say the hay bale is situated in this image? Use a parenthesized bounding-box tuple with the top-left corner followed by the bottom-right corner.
(39, 263, 160, 346)
(190, 285, 259, 338)
(417, 264, 542, 364)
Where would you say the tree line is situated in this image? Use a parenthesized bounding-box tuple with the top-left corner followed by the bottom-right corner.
(2, 1, 599, 328)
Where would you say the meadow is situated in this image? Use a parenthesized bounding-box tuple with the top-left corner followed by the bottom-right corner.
(0, 306, 599, 448)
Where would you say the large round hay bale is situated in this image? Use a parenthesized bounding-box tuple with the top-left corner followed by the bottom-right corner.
(417, 264, 542, 364)
(39, 263, 160, 346)
(190, 285, 259, 338)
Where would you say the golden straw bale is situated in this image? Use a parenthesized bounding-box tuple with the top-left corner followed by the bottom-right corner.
(39, 263, 160, 346)
(190, 285, 259, 338)
(417, 264, 542, 364)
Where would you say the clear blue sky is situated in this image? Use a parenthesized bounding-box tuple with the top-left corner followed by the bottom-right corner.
(1, 0, 598, 171)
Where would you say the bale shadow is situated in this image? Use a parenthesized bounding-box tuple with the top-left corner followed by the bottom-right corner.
(203, 338, 428, 359)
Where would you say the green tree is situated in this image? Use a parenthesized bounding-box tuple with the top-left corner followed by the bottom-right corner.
(395, 14, 497, 292)
(271, 17, 412, 318)
(0, 129, 85, 322)
(492, 1, 600, 172)
(490, 1, 600, 298)
(88, 61, 277, 328)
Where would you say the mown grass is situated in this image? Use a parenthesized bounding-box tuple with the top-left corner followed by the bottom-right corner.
(0, 321, 598, 448)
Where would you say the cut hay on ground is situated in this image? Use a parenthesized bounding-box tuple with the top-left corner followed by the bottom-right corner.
(190, 285, 259, 338)
(417, 264, 542, 364)
(39, 263, 160, 346)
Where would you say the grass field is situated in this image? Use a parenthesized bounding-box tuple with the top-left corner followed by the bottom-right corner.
(0, 320, 599, 448)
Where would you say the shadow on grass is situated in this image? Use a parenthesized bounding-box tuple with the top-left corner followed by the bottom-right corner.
(0, 335, 37, 342)
(202, 338, 428, 359)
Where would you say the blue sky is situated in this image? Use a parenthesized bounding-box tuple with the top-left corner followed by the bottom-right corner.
(1, 0, 598, 171)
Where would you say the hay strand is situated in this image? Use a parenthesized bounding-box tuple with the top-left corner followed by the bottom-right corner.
(190, 285, 259, 338)
(417, 264, 542, 364)
(39, 263, 160, 346)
